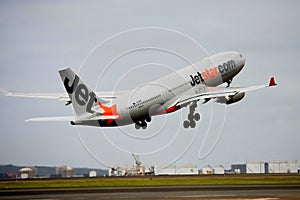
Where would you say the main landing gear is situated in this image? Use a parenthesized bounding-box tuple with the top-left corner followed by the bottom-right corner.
(227, 79, 232, 87)
(183, 101, 200, 129)
(134, 117, 151, 130)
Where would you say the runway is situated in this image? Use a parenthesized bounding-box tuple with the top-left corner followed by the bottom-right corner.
(1, 184, 300, 199)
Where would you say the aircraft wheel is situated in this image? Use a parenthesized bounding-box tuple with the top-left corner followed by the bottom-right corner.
(188, 114, 194, 121)
(189, 120, 196, 128)
(183, 120, 190, 129)
(135, 123, 141, 130)
(146, 117, 151, 122)
(141, 121, 147, 129)
(194, 113, 200, 121)
(141, 121, 147, 126)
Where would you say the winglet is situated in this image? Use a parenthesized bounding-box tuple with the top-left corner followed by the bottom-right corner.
(269, 77, 277, 86)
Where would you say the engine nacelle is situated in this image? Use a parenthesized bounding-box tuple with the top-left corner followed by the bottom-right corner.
(216, 92, 245, 105)
(227, 92, 245, 104)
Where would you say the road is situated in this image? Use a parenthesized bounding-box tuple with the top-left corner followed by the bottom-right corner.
(1, 184, 300, 199)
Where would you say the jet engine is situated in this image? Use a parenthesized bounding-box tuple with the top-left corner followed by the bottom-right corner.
(216, 92, 245, 105)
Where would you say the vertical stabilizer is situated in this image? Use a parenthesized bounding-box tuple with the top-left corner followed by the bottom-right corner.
(59, 68, 97, 116)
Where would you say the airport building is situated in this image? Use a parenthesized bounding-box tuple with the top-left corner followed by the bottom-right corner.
(154, 165, 198, 175)
(268, 160, 287, 173)
(267, 160, 298, 174)
(246, 161, 265, 174)
(288, 160, 298, 173)
(176, 164, 198, 175)
(231, 164, 246, 174)
(106, 159, 299, 176)
(155, 165, 176, 175)
(56, 166, 73, 178)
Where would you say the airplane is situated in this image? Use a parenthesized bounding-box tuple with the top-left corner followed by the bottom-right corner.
(0, 51, 277, 129)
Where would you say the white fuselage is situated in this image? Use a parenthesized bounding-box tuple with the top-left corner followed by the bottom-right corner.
(77, 51, 245, 127)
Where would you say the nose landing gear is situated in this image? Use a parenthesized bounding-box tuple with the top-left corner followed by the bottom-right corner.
(226, 79, 232, 87)
(183, 101, 200, 129)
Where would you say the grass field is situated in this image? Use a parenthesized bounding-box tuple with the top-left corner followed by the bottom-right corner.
(1, 175, 300, 189)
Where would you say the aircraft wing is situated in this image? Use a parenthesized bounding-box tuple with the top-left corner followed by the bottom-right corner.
(0, 88, 128, 101)
(176, 77, 277, 106)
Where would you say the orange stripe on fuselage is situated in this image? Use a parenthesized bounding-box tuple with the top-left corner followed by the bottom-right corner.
(162, 105, 180, 114)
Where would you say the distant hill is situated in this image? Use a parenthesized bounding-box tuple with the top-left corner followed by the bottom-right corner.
(0, 164, 108, 178)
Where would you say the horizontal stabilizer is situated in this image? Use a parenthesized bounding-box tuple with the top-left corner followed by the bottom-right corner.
(0, 88, 69, 100)
(0, 87, 122, 101)
(25, 116, 75, 122)
(0, 88, 12, 96)
(26, 115, 120, 123)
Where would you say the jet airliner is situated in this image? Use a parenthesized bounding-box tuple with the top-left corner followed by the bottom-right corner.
(0, 52, 277, 129)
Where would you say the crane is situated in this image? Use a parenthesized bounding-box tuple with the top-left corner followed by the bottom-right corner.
(132, 153, 145, 176)
(132, 153, 142, 166)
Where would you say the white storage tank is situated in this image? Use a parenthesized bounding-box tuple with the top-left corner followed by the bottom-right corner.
(213, 165, 225, 175)
(20, 173, 29, 179)
(176, 164, 198, 175)
(19, 167, 37, 179)
(89, 170, 97, 177)
(246, 161, 265, 174)
(268, 160, 288, 173)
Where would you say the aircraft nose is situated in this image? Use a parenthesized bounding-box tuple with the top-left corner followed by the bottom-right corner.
(238, 53, 245, 68)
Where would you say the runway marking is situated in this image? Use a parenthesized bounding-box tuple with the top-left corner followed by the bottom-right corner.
(251, 199, 278, 200)
(236, 198, 278, 200)
(175, 195, 279, 200)
(174, 194, 237, 198)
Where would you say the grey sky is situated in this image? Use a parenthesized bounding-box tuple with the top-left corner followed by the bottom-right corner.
(0, 0, 299, 169)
